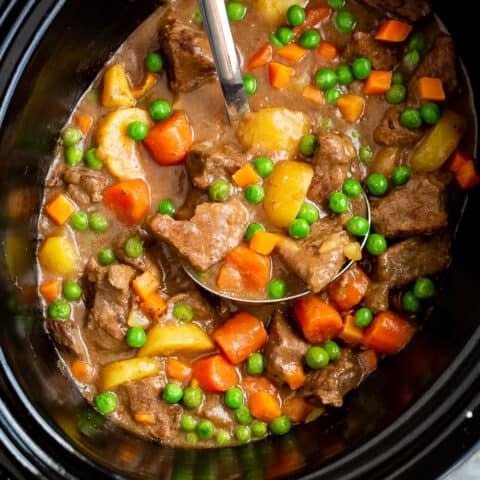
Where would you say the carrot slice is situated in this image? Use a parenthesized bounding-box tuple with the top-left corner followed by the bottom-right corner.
(284, 365, 306, 390)
(375, 20, 413, 42)
(45, 194, 75, 226)
(449, 150, 470, 173)
(140, 293, 166, 321)
(302, 85, 324, 104)
(364, 71, 392, 95)
(232, 164, 261, 188)
(191, 354, 238, 392)
(282, 397, 314, 423)
(338, 314, 365, 344)
(134, 413, 155, 425)
(337, 94, 365, 122)
(268, 62, 293, 89)
(456, 159, 480, 190)
(327, 265, 370, 311)
(103, 179, 150, 226)
(40, 279, 60, 303)
(294, 6, 331, 37)
(417, 77, 446, 102)
(166, 358, 191, 382)
(276, 44, 308, 63)
(71, 360, 94, 382)
(241, 376, 278, 398)
(224, 245, 271, 290)
(247, 43, 273, 70)
(317, 41, 338, 62)
(74, 112, 93, 135)
(249, 391, 281, 422)
(216, 263, 243, 291)
(212, 311, 267, 365)
(249, 231, 279, 255)
(132, 271, 159, 300)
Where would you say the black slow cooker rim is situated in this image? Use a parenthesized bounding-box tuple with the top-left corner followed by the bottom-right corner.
(0, 1, 479, 479)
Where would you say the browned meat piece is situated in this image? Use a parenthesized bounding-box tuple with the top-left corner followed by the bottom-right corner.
(186, 143, 247, 190)
(303, 348, 377, 407)
(159, 13, 216, 93)
(126, 377, 182, 441)
(64, 167, 108, 205)
(277, 218, 349, 293)
(373, 232, 450, 288)
(308, 131, 357, 205)
(408, 35, 458, 106)
(343, 32, 400, 70)
(357, 0, 431, 22)
(374, 105, 424, 146)
(84, 259, 135, 350)
(150, 198, 248, 271)
(362, 281, 390, 312)
(264, 313, 309, 389)
(175, 188, 209, 221)
(46, 320, 85, 357)
(196, 395, 234, 429)
(372, 174, 448, 237)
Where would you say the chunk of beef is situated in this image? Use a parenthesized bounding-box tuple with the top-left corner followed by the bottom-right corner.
(303, 348, 377, 407)
(408, 35, 458, 106)
(374, 105, 424, 146)
(357, 0, 431, 22)
(308, 131, 357, 205)
(84, 259, 135, 350)
(264, 313, 309, 389)
(277, 218, 349, 293)
(343, 32, 400, 70)
(372, 174, 448, 237)
(46, 320, 85, 357)
(197, 395, 234, 429)
(175, 188, 209, 221)
(362, 281, 390, 312)
(64, 167, 108, 205)
(373, 232, 450, 288)
(186, 143, 247, 190)
(150, 198, 248, 271)
(159, 13, 216, 93)
(126, 377, 182, 441)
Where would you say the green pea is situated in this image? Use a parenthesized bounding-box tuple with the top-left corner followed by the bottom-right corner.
(62, 127, 82, 147)
(354, 307, 373, 327)
(385, 84, 407, 104)
(63, 280, 82, 301)
(323, 340, 341, 361)
(328, 0, 346, 9)
(359, 144, 374, 164)
(299, 29, 321, 49)
(253, 157, 273, 177)
(300, 134, 318, 157)
(226, 1, 246, 21)
(391, 165, 411, 186)
(209, 179, 230, 202)
(69, 211, 89, 231)
(158, 198, 176, 217)
(180, 414, 197, 432)
(192, 10, 202, 23)
(65, 146, 83, 166)
(127, 121, 148, 141)
(235, 425, 252, 442)
(335, 11, 356, 33)
(269, 32, 284, 48)
(392, 71, 404, 85)
(95, 392, 117, 414)
(402, 290, 420, 312)
(297, 203, 319, 225)
(288, 218, 310, 239)
(407, 32, 427, 53)
(251, 420, 268, 437)
(124, 236, 143, 258)
(97, 247, 115, 266)
(366, 173, 388, 196)
(48, 300, 71, 320)
(337, 65, 354, 85)
(196, 419, 215, 439)
(243, 75, 257, 95)
(84, 147, 103, 170)
(246, 353, 265, 376)
(329, 192, 349, 213)
(245, 223, 265, 242)
(287, 5, 306, 26)
(346, 215, 369, 236)
(225, 387, 244, 409)
(342, 178, 362, 198)
(404, 49, 421, 69)
(185, 432, 198, 445)
(315, 68, 338, 90)
(149, 99, 171, 121)
(325, 87, 342, 104)
(216, 429, 232, 446)
(400, 108, 423, 129)
(126, 327, 147, 348)
(352, 57, 372, 80)
(306, 346, 330, 369)
(145, 52, 163, 73)
(267, 279, 287, 299)
(276, 26, 295, 45)
(183, 386, 203, 409)
(89, 212, 109, 232)
(245, 184, 265, 204)
(269, 416, 291, 435)
(420, 102, 441, 125)
(163, 383, 184, 404)
(235, 405, 253, 425)
(173, 304, 193, 323)
(413, 277, 435, 299)
(366, 233, 387, 256)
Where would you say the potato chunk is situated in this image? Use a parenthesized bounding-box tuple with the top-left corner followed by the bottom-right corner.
(100, 357, 161, 390)
(254, 0, 307, 23)
(38, 236, 79, 276)
(102, 64, 135, 108)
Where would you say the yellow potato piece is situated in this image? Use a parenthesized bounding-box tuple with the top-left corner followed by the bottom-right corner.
(96, 108, 151, 179)
(138, 324, 215, 357)
(237, 107, 309, 159)
(264, 160, 314, 228)
(254, 0, 307, 23)
(38, 236, 79, 276)
(411, 110, 466, 172)
(102, 64, 135, 108)
(100, 357, 161, 391)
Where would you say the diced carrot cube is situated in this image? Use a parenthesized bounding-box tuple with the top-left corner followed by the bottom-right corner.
(417, 77, 446, 102)
(140, 293, 166, 320)
(249, 231, 279, 255)
(232, 164, 261, 187)
(132, 271, 159, 300)
(45, 194, 75, 225)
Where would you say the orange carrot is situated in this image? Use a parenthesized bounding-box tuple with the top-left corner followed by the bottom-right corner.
(293, 294, 343, 343)
(40, 279, 60, 303)
(294, 6, 331, 37)
(144, 112, 193, 166)
(268, 62, 293, 89)
(249, 231, 279, 255)
(364, 71, 392, 95)
(45, 194, 75, 226)
(375, 20, 413, 42)
(241, 376, 278, 398)
(212, 311, 267, 364)
(132, 72, 156, 98)
(191, 354, 238, 392)
(417, 77, 446, 102)
(71, 361, 94, 382)
(249, 391, 281, 422)
(302, 85, 325, 104)
(247, 43, 273, 70)
(317, 41, 338, 62)
(103, 179, 150, 226)
(456, 159, 480, 190)
(224, 245, 271, 290)
(232, 164, 261, 187)
(284, 365, 306, 390)
(276, 44, 308, 63)
(449, 149, 470, 173)
(327, 265, 370, 311)
(140, 293, 167, 320)
(338, 314, 365, 344)
(132, 271, 159, 300)
(216, 263, 243, 291)
(337, 94, 365, 122)
(166, 358, 191, 382)
(74, 111, 93, 135)
(134, 413, 155, 425)
(282, 397, 314, 423)
(363, 311, 415, 354)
